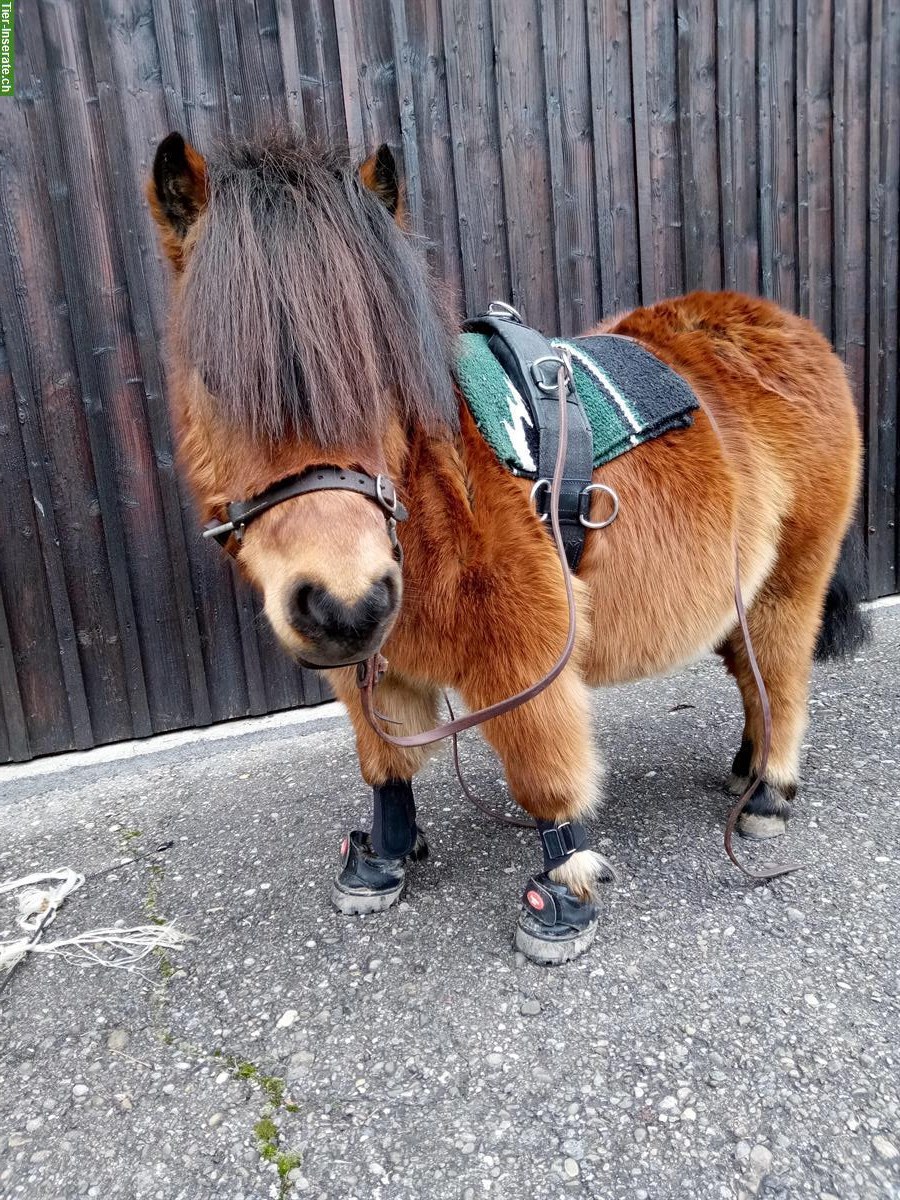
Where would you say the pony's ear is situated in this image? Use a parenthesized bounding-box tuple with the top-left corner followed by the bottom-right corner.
(359, 143, 403, 219)
(147, 132, 208, 266)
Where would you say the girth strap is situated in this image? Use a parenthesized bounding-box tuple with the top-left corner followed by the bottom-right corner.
(461, 308, 594, 570)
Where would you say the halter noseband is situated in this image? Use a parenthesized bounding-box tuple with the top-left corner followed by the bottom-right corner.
(202, 465, 408, 551)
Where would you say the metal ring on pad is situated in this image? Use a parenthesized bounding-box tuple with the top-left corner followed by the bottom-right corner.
(529, 478, 550, 523)
(487, 300, 524, 323)
(530, 354, 572, 395)
(579, 483, 620, 529)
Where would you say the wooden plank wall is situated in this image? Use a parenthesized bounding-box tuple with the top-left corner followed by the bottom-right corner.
(0, 0, 897, 761)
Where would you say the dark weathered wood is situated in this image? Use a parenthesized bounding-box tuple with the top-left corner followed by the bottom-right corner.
(641, 0, 683, 301)
(869, 0, 899, 597)
(795, 0, 834, 336)
(756, 0, 774, 299)
(212, 0, 284, 133)
(586, 0, 640, 316)
(232, 574, 268, 716)
(717, 0, 759, 294)
(153, 0, 227, 150)
(147, 0, 190, 135)
(676, 0, 721, 291)
(334, 0, 400, 155)
(37, 2, 177, 737)
(0, 372, 31, 762)
(0, 574, 30, 763)
(833, 0, 869, 427)
(254, 0, 290, 123)
(540, 0, 600, 334)
(773, 0, 797, 307)
(627, 0, 655, 304)
(285, 0, 346, 141)
(3, 0, 899, 760)
(832, 0, 847, 362)
(866, 0, 884, 594)
(16, 9, 160, 744)
(388, 0, 425, 236)
(87, 1, 213, 728)
(879, 2, 899, 596)
(491, 0, 558, 332)
(1, 69, 130, 754)
(393, 0, 464, 297)
(0, 332, 36, 762)
(441, 0, 510, 311)
(271, 0, 307, 134)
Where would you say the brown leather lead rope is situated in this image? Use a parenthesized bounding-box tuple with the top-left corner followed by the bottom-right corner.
(358, 366, 800, 881)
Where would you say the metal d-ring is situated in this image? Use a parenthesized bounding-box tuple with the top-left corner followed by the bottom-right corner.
(579, 483, 620, 529)
(530, 477, 550, 523)
(487, 300, 524, 324)
(531, 354, 572, 395)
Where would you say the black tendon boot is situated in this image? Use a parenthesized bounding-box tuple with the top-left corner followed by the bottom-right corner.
(514, 818, 600, 965)
(331, 779, 428, 915)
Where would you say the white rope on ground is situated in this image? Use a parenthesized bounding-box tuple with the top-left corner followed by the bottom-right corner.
(0, 867, 191, 977)
(3, 924, 191, 971)
(0, 867, 85, 932)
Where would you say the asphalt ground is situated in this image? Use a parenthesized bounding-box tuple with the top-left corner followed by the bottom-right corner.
(0, 605, 898, 1200)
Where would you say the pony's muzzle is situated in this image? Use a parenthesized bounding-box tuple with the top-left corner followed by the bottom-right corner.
(288, 573, 399, 667)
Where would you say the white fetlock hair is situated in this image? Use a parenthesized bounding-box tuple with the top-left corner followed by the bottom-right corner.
(549, 848, 619, 897)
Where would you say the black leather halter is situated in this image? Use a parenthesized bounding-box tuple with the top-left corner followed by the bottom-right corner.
(203, 465, 408, 551)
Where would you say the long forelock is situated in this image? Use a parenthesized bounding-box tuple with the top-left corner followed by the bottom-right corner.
(177, 131, 459, 447)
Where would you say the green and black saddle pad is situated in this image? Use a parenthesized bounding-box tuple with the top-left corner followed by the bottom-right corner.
(455, 330, 698, 478)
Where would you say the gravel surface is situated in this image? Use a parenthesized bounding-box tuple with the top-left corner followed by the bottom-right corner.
(1, 606, 898, 1200)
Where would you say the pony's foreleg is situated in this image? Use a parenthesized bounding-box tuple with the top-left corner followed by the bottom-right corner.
(463, 667, 610, 963)
(326, 669, 440, 913)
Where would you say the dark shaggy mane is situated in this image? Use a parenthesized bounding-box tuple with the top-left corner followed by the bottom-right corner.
(178, 128, 459, 446)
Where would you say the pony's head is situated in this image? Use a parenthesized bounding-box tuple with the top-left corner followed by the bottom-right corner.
(148, 129, 457, 667)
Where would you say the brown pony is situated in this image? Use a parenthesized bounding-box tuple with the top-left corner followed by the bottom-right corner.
(148, 128, 867, 963)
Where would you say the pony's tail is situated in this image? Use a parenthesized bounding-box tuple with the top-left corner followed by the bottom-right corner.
(815, 522, 873, 661)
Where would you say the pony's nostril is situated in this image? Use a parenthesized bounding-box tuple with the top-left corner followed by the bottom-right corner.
(289, 581, 337, 639)
(288, 576, 398, 649)
(366, 574, 397, 623)
(291, 582, 316, 626)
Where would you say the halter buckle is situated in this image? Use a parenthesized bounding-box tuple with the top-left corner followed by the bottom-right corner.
(375, 473, 398, 515)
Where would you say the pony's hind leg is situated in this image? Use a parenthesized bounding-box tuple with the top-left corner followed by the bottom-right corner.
(328, 670, 439, 913)
(719, 571, 831, 840)
(463, 667, 611, 964)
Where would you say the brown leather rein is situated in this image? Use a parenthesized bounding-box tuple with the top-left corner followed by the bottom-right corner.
(355, 362, 799, 883)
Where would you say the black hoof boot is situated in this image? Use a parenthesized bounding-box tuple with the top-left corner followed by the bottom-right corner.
(514, 873, 598, 966)
(331, 829, 428, 916)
